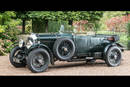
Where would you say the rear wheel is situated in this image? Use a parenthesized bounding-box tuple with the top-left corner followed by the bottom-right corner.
(27, 48, 50, 73)
(53, 38, 75, 61)
(105, 46, 122, 67)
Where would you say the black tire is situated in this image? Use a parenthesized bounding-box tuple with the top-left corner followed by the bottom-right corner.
(53, 38, 75, 61)
(27, 48, 50, 73)
(105, 46, 122, 67)
(9, 46, 26, 68)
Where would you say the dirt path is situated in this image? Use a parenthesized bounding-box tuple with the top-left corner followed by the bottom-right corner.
(0, 51, 130, 76)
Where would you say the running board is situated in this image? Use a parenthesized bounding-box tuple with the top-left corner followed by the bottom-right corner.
(67, 59, 86, 62)
(67, 57, 94, 62)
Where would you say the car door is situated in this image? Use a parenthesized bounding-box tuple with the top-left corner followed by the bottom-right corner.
(74, 34, 91, 55)
(90, 35, 103, 52)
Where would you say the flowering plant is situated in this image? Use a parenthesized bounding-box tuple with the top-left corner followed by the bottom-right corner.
(106, 14, 130, 32)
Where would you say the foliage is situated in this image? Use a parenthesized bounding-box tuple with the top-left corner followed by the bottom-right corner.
(72, 20, 102, 33)
(32, 19, 47, 33)
(127, 22, 130, 36)
(106, 14, 130, 32)
(0, 28, 20, 55)
(15, 11, 29, 20)
(99, 11, 126, 30)
(127, 41, 130, 50)
(0, 11, 16, 24)
(72, 20, 88, 32)
(0, 11, 21, 55)
(24, 11, 103, 22)
(93, 21, 101, 33)
(6, 19, 21, 29)
(126, 11, 130, 15)
(48, 20, 70, 32)
(0, 25, 7, 32)
(65, 11, 103, 22)
(25, 20, 32, 34)
(15, 11, 103, 33)
(0, 11, 16, 33)
(127, 22, 130, 50)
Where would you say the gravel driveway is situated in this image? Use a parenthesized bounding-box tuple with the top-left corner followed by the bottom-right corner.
(0, 51, 130, 76)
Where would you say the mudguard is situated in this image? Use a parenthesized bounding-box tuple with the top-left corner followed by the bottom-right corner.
(28, 44, 54, 65)
(115, 43, 124, 51)
(103, 43, 124, 59)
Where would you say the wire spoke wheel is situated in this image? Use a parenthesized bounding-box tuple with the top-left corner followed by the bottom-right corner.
(27, 48, 50, 73)
(108, 49, 121, 64)
(13, 50, 23, 63)
(53, 38, 75, 61)
(9, 46, 26, 68)
(32, 53, 45, 68)
(106, 46, 122, 67)
(58, 40, 72, 57)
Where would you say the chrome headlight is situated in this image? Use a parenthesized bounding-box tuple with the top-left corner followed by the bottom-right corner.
(19, 39, 24, 48)
(26, 33, 39, 49)
(30, 33, 37, 40)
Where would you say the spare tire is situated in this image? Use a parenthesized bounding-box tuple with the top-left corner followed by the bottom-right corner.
(53, 38, 75, 61)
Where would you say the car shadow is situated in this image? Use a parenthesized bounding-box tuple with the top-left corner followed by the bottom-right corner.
(49, 61, 106, 69)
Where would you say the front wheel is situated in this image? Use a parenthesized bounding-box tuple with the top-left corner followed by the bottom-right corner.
(27, 48, 50, 73)
(105, 46, 122, 67)
(9, 46, 26, 68)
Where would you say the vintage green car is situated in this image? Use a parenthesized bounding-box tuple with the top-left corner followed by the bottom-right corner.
(9, 28, 124, 73)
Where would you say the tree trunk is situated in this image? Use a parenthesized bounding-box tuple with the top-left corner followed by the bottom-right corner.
(1, 18, 5, 25)
(22, 19, 26, 34)
(68, 20, 73, 25)
(45, 20, 48, 33)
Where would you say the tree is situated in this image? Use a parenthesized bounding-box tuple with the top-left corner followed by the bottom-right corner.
(27, 11, 67, 33)
(15, 11, 30, 34)
(0, 11, 16, 32)
(126, 11, 130, 15)
(98, 11, 126, 30)
(14, 11, 104, 33)
(63, 11, 103, 25)
(0, 11, 15, 25)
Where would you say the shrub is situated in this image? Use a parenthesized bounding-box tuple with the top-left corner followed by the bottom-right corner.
(25, 20, 32, 34)
(127, 22, 130, 36)
(0, 11, 21, 55)
(127, 38, 130, 50)
(127, 22, 130, 50)
(0, 28, 20, 56)
(106, 14, 130, 32)
(0, 39, 6, 55)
